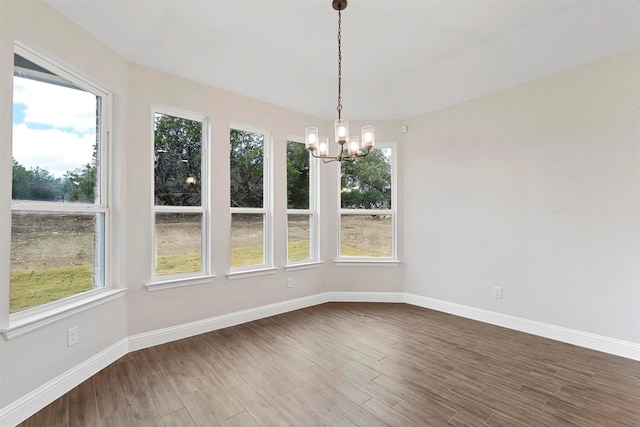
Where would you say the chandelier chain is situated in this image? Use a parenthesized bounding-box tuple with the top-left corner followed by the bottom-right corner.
(337, 9, 342, 119)
(304, 0, 374, 163)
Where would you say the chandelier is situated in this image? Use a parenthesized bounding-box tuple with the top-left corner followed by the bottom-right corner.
(305, 0, 375, 163)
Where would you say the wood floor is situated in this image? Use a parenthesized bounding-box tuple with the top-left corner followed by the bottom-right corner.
(17, 303, 640, 426)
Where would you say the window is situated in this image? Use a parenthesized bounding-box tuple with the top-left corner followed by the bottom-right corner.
(152, 108, 209, 281)
(230, 127, 271, 271)
(338, 144, 397, 261)
(286, 140, 318, 264)
(10, 46, 109, 313)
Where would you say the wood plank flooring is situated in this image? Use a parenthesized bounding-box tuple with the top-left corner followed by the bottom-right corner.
(17, 303, 640, 426)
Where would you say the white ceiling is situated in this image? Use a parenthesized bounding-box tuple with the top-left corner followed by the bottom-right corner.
(48, 0, 640, 120)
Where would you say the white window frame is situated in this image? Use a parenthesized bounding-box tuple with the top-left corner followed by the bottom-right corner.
(285, 139, 321, 270)
(336, 141, 399, 266)
(147, 106, 213, 291)
(2, 43, 123, 339)
(227, 124, 275, 279)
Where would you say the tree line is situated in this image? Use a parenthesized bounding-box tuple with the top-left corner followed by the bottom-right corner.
(13, 117, 391, 210)
(12, 158, 96, 203)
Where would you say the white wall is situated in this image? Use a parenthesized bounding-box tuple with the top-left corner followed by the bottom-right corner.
(0, 0, 130, 408)
(404, 49, 640, 343)
(124, 64, 405, 336)
(3, 0, 638, 422)
(0, 0, 404, 413)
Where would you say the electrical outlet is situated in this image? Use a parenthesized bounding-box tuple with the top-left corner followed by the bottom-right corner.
(68, 326, 79, 347)
(287, 278, 293, 288)
(493, 286, 502, 299)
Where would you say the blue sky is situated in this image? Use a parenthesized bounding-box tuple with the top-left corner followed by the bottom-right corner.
(12, 76, 97, 178)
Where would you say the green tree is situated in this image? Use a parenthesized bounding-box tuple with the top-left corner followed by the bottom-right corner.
(230, 129, 264, 208)
(287, 141, 309, 209)
(341, 148, 391, 209)
(154, 114, 202, 206)
(63, 162, 96, 203)
(11, 159, 61, 201)
(11, 159, 31, 200)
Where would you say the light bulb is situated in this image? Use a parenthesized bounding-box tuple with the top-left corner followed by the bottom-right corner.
(305, 127, 319, 150)
(361, 125, 375, 149)
(318, 137, 329, 157)
(348, 136, 359, 156)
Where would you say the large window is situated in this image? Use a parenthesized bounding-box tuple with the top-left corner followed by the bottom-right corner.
(230, 127, 271, 270)
(286, 140, 318, 264)
(152, 108, 208, 281)
(339, 145, 396, 260)
(10, 46, 109, 313)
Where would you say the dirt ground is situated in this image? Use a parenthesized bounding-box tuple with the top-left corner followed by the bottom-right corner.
(11, 213, 97, 271)
(11, 213, 392, 271)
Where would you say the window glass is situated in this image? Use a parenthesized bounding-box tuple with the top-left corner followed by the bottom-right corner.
(230, 127, 269, 270)
(13, 56, 100, 203)
(153, 111, 206, 279)
(10, 211, 103, 313)
(340, 214, 392, 257)
(10, 49, 107, 313)
(287, 214, 311, 261)
(154, 114, 202, 207)
(339, 146, 395, 260)
(230, 129, 264, 208)
(155, 213, 202, 276)
(341, 148, 391, 209)
(231, 213, 265, 267)
(287, 141, 309, 210)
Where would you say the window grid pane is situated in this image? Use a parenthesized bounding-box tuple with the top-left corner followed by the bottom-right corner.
(288, 214, 311, 262)
(155, 212, 203, 276)
(230, 129, 264, 208)
(340, 147, 392, 210)
(231, 213, 265, 267)
(13, 62, 101, 204)
(154, 113, 202, 207)
(287, 141, 310, 210)
(10, 211, 102, 313)
(340, 214, 392, 258)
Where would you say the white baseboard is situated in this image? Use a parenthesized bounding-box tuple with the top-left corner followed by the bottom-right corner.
(404, 293, 640, 361)
(129, 292, 331, 351)
(0, 338, 128, 427)
(128, 292, 405, 352)
(329, 291, 406, 303)
(3, 291, 638, 426)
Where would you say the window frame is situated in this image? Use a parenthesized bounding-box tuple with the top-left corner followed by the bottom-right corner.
(148, 105, 212, 290)
(285, 139, 321, 269)
(227, 124, 274, 278)
(4, 42, 117, 332)
(336, 141, 399, 265)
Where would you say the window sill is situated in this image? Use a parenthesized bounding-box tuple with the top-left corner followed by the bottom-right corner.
(226, 267, 278, 280)
(146, 274, 216, 292)
(284, 261, 324, 272)
(2, 288, 127, 340)
(334, 259, 401, 267)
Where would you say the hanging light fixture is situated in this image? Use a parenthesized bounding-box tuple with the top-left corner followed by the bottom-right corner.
(305, 0, 375, 163)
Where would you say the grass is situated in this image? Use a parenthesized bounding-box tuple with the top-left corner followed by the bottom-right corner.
(156, 253, 201, 276)
(10, 242, 387, 313)
(287, 241, 310, 262)
(231, 245, 265, 267)
(340, 245, 389, 257)
(10, 265, 93, 313)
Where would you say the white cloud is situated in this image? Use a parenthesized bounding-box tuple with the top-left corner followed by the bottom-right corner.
(13, 76, 97, 133)
(12, 124, 95, 177)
